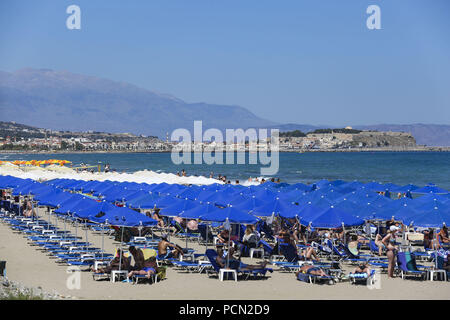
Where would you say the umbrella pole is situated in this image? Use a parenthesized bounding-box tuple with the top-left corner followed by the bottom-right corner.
(119, 226, 124, 272)
(226, 224, 231, 270)
(74, 215, 78, 238)
(31, 200, 35, 223)
(185, 219, 188, 250)
(64, 212, 66, 235)
(342, 223, 346, 245)
(101, 223, 105, 260)
(205, 223, 208, 253)
(85, 220, 88, 247)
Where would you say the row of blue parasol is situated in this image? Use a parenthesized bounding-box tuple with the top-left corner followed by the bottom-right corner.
(0, 174, 449, 229)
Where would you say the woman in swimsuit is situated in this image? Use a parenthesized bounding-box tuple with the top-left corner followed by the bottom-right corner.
(382, 228, 399, 278)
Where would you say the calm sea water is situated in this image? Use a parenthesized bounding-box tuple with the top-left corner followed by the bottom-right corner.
(1, 152, 449, 190)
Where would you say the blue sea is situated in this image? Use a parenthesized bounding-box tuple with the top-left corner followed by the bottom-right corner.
(1, 152, 449, 190)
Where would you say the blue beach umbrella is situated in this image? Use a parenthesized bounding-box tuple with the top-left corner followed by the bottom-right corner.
(375, 204, 419, 222)
(329, 180, 347, 187)
(297, 203, 327, 222)
(414, 200, 450, 213)
(90, 205, 157, 227)
(36, 190, 75, 208)
(412, 193, 450, 205)
(200, 206, 259, 224)
(178, 203, 220, 219)
(301, 206, 364, 229)
(174, 187, 202, 201)
(154, 195, 183, 209)
(159, 199, 199, 217)
(339, 181, 365, 191)
(251, 188, 280, 202)
(126, 193, 161, 209)
(391, 184, 419, 193)
(406, 207, 450, 228)
(53, 196, 92, 214)
(0, 176, 34, 189)
(333, 199, 364, 216)
(79, 180, 104, 193)
(251, 198, 300, 218)
(413, 184, 449, 195)
(12, 184, 55, 196)
(233, 196, 270, 212)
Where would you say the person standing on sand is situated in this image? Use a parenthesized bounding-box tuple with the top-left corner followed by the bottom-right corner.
(382, 227, 399, 278)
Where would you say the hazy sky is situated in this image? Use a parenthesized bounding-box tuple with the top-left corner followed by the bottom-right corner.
(0, 0, 449, 126)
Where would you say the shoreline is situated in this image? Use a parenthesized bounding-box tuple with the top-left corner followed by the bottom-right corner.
(0, 147, 449, 155)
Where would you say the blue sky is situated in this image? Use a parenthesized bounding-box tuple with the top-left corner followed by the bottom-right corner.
(0, 0, 449, 126)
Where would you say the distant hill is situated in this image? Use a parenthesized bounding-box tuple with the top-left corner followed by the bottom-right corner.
(0, 68, 276, 139)
(0, 68, 448, 146)
(261, 123, 450, 147)
(353, 124, 450, 147)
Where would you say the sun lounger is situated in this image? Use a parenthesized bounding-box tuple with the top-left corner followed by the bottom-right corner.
(131, 273, 158, 284)
(296, 267, 335, 285)
(396, 251, 427, 280)
(349, 269, 377, 285)
(205, 249, 272, 281)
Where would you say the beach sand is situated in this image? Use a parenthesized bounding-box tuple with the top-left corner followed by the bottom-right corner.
(1, 207, 449, 300)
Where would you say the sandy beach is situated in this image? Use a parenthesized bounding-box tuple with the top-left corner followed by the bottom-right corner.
(1, 207, 449, 300)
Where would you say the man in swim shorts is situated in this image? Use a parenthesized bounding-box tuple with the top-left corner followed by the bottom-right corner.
(157, 235, 183, 259)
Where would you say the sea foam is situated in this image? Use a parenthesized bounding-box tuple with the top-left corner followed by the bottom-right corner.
(0, 163, 222, 186)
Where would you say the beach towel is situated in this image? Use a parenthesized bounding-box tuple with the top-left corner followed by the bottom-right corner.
(297, 272, 310, 283)
(156, 266, 167, 280)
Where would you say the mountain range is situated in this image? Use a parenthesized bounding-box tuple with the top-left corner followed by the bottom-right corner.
(0, 68, 449, 146)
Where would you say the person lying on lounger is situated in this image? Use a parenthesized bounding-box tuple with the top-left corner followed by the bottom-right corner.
(92, 249, 130, 273)
(127, 256, 158, 279)
(295, 265, 329, 277)
(351, 262, 371, 276)
(216, 247, 268, 271)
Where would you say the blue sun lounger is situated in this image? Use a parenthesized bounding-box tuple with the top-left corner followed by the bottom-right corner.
(205, 249, 272, 280)
(296, 267, 335, 284)
(396, 251, 427, 280)
(349, 269, 377, 285)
